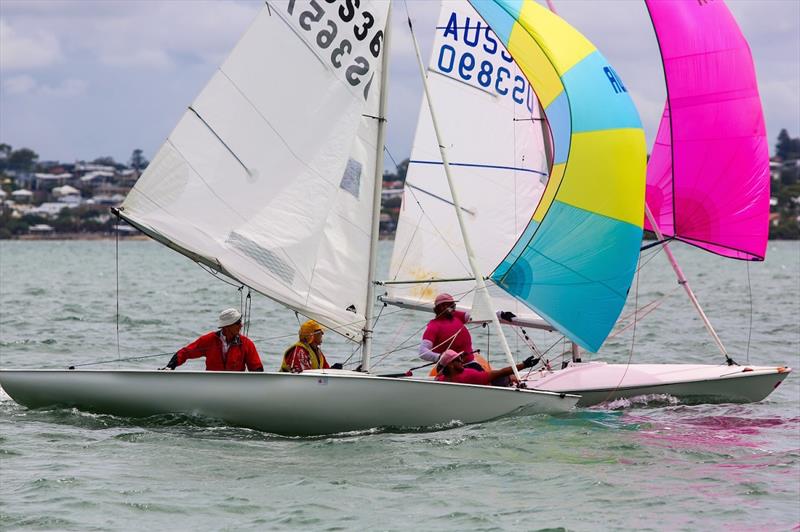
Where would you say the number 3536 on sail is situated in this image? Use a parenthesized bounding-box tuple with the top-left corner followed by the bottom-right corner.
(281, 0, 385, 100)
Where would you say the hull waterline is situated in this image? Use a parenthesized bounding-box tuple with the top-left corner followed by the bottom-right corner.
(0, 369, 578, 436)
(523, 362, 791, 407)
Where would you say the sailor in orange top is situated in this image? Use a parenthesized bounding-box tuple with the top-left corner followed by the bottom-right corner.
(434, 349, 539, 386)
(280, 320, 344, 373)
(164, 308, 264, 372)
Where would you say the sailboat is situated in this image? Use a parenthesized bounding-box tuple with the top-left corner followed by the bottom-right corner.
(0, 0, 599, 436)
(386, 0, 791, 406)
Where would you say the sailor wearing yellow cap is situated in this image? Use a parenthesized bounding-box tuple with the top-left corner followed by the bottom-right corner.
(279, 320, 343, 373)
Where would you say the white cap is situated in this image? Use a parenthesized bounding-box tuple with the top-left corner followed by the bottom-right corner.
(218, 308, 242, 328)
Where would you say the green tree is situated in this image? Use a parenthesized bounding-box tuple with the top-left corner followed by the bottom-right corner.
(8, 148, 39, 172)
(0, 143, 11, 171)
(776, 129, 800, 161)
(92, 156, 117, 167)
(129, 149, 149, 171)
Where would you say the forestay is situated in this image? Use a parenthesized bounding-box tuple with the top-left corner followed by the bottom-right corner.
(471, 0, 647, 352)
(644, 0, 769, 261)
(119, 1, 389, 341)
(387, 1, 550, 321)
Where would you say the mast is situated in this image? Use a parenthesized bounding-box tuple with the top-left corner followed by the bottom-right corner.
(406, 12, 522, 381)
(645, 204, 730, 360)
(361, 4, 392, 373)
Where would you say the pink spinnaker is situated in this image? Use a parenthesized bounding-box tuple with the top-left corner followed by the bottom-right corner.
(645, 0, 769, 261)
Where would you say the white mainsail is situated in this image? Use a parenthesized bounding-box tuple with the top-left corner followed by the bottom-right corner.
(120, 1, 389, 341)
(387, 2, 549, 321)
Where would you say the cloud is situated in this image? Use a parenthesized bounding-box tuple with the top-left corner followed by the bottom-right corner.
(2, 74, 36, 94)
(0, 18, 62, 69)
(2, 74, 87, 98)
(99, 49, 173, 70)
(0, 1, 259, 72)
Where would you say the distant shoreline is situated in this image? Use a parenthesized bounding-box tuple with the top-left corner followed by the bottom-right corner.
(14, 233, 149, 241)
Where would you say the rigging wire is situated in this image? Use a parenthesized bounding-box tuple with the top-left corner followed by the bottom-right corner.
(115, 221, 121, 366)
(601, 261, 641, 405)
(745, 260, 753, 364)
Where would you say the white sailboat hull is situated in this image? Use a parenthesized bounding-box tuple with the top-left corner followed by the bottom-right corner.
(0, 369, 578, 436)
(522, 362, 791, 407)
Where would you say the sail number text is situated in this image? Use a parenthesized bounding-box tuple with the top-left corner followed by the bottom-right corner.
(437, 11, 536, 114)
(286, 0, 383, 99)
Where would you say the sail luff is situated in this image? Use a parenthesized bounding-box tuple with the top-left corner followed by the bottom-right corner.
(361, 4, 392, 373)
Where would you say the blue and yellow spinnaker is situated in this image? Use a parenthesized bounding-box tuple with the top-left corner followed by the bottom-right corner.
(471, 0, 647, 352)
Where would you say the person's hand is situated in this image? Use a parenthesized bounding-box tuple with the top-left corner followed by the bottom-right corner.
(522, 355, 540, 369)
(162, 354, 178, 371)
(499, 311, 517, 321)
(331, 363, 344, 370)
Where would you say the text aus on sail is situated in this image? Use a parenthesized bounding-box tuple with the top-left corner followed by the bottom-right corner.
(281, 0, 385, 101)
(436, 10, 538, 114)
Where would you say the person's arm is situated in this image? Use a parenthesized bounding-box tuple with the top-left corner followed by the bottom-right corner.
(486, 355, 539, 382)
(418, 339, 439, 362)
(170, 333, 213, 368)
(244, 339, 264, 372)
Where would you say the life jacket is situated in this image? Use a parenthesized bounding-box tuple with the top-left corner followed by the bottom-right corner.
(280, 341, 326, 372)
(429, 353, 491, 377)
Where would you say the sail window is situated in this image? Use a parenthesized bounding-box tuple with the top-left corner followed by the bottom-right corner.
(340, 158, 362, 199)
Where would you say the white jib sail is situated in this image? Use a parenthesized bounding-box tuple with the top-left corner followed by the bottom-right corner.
(120, 1, 390, 342)
(387, 1, 549, 321)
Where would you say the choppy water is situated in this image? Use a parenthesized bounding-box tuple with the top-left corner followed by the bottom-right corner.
(1, 240, 798, 530)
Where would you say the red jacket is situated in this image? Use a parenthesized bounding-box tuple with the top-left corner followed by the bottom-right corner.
(435, 368, 491, 385)
(280, 342, 329, 373)
(176, 331, 263, 371)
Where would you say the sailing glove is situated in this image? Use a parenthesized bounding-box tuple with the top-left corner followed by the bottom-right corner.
(331, 363, 344, 370)
(522, 355, 540, 369)
(165, 354, 179, 370)
(499, 311, 517, 321)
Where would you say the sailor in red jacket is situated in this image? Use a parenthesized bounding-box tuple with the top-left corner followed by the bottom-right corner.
(434, 349, 538, 386)
(163, 308, 264, 372)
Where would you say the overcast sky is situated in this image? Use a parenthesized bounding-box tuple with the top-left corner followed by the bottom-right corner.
(1, 0, 798, 168)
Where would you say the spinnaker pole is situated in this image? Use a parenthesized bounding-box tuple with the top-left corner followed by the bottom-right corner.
(406, 11, 522, 381)
(644, 204, 730, 360)
(361, 4, 392, 373)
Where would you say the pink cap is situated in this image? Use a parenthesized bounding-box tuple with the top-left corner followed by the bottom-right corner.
(437, 349, 462, 368)
(434, 293, 455, 309)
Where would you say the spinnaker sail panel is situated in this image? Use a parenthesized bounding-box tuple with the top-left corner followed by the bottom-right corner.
(387, 1, 549, 319)
(644, 0, 769, 261)
(121, 1, 390, 341)
(472, 0, 647, 352)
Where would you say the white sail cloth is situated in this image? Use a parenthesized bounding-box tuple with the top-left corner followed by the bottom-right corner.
(387, 2, 548, 322)
(121, 1, 389, 341)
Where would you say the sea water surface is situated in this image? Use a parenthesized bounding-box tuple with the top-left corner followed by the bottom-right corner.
(0, 240, 798, 531)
